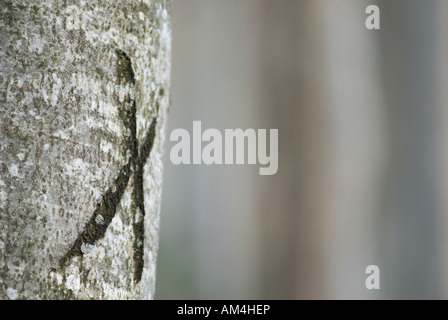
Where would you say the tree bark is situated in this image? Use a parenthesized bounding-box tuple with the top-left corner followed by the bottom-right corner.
(0, 0, 172, 299)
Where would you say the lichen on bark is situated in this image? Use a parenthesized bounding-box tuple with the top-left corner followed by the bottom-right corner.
(0, 0, 172, 299)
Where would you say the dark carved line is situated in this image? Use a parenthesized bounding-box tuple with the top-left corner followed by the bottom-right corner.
(59, 162, 132, 268)
(59, 49, 159, 285)
(116, 49, 135, 86)
(132, 118, 157, 283)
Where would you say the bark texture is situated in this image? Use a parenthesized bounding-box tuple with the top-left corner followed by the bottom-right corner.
(0, 0, 171, 299)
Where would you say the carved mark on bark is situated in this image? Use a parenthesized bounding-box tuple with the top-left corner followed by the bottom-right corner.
(59, 49, 159, 284)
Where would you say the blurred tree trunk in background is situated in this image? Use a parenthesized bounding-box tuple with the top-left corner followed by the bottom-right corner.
(0, 0, 171, 299)
(379, 0, 439, 299)
(257, 0, 386, 299)
(258, 0, 442, 299)
(158, 0, 446, 299)
(257, 0, 442, 299)
(436, 0, 448, 300)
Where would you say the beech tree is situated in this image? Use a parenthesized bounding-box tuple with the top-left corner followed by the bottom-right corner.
(0, 0, 172, 299)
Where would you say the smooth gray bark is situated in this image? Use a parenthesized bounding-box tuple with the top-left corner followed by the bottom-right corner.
(0, 0, 172, 299)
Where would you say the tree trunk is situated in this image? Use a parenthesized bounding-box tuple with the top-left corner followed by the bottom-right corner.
(0, 0, 172, 299)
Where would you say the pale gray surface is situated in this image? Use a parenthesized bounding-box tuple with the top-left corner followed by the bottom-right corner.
(0, 0, 172, 299)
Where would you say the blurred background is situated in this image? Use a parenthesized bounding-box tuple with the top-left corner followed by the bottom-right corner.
(155, 0, 448, 299)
